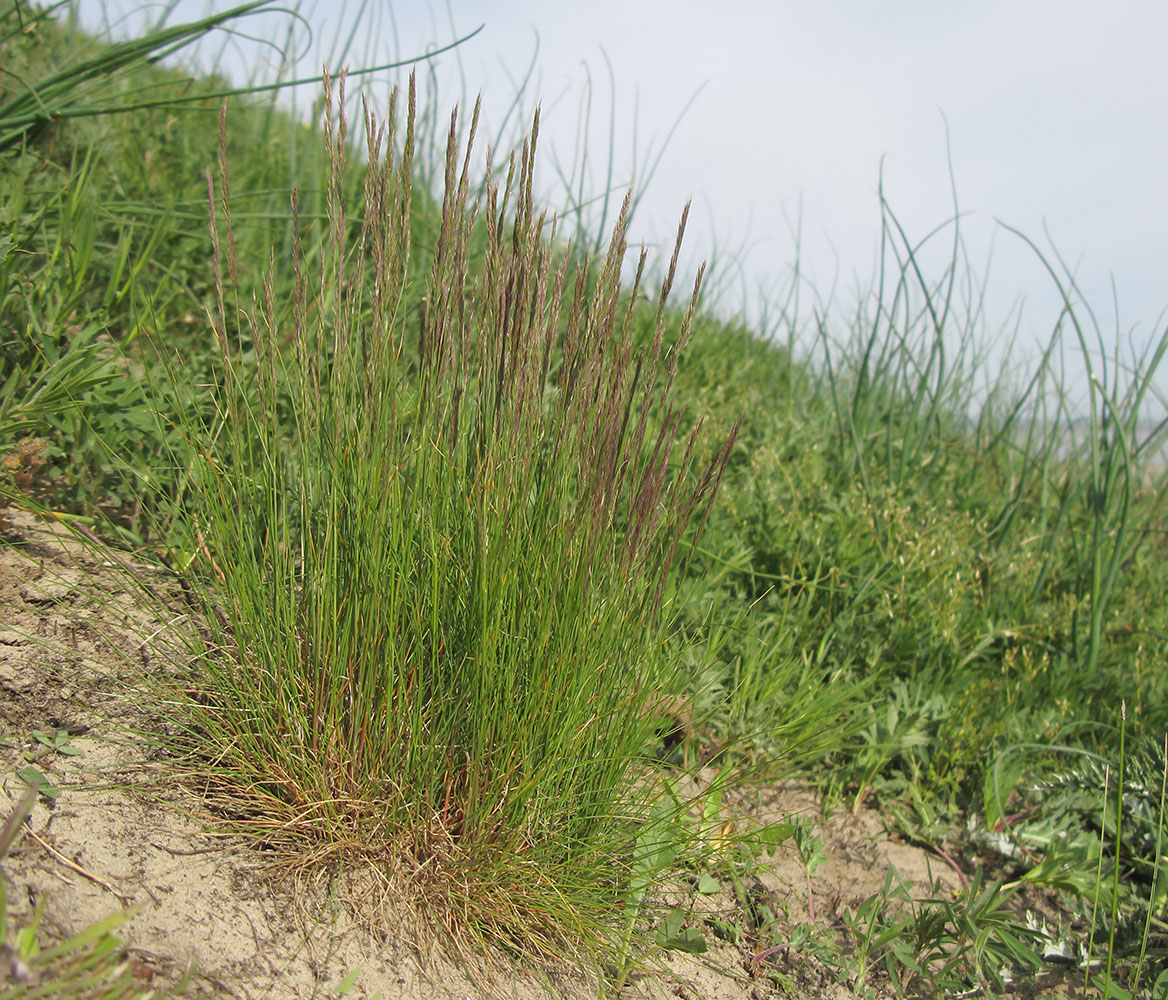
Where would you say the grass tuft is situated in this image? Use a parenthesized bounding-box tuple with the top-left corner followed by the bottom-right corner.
(160, 70, 738, 955)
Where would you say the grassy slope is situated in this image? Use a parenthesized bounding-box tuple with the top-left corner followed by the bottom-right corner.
(3, 2, 1168, 994)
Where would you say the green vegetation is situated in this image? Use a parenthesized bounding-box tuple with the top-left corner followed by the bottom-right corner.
(2, 0, 1167, 996)
(163, 72, 743, 955)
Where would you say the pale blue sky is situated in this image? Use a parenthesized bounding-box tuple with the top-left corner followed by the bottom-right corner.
(76, 0, 1168, 409)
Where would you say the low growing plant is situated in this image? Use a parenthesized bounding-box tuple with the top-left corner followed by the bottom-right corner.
(987, 708, 1168, 997)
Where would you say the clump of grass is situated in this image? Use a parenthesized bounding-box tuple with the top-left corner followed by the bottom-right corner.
(162, 73, 738, 957)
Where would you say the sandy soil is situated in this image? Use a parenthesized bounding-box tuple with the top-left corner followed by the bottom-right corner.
(0, 507, 964, 999)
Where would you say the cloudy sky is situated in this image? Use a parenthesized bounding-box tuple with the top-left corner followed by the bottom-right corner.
(77, 0, 1168, 407)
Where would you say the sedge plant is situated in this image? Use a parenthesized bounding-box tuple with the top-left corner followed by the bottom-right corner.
(158, 71, 739, 960)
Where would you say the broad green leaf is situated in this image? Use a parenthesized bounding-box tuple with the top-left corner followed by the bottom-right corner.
(16, 768, 56, 800)
(655, 910, 707, 954)
(696, 874, 720, 895)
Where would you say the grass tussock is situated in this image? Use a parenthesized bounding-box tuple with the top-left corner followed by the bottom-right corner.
(164, 73, 738, 950)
